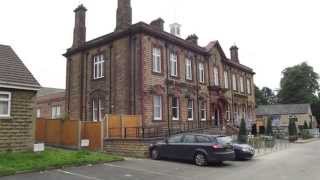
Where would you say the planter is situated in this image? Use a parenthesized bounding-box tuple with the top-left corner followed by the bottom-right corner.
(289, 136, 297, 142)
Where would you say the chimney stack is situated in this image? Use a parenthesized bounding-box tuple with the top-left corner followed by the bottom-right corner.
(150, 18, 165, 31)
(230, 45, 239, 63)
(72, 4, 87, 48)
(116, 0, 132, 31)
(186, 34, 199, 45)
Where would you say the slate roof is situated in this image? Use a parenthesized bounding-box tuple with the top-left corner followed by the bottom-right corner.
(256, 104, 311, 116)
(37, 87, 65, 97)
(0, 44, 40, 90)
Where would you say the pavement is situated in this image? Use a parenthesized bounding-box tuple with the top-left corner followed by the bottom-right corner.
(1, 140, 320, 180)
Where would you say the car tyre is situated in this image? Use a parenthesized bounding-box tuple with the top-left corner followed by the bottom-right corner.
(151, 148, 160, 160)
(194, 153, 208, 166)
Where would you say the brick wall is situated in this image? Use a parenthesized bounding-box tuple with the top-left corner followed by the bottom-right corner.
(0, 88, 36, 152)
(104, 139, 151, 158)
(36, 92, 65, 119)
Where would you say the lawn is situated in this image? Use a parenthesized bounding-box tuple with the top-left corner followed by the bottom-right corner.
(0, 148, 123, 177)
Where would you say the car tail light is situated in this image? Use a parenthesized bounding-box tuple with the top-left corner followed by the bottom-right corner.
(212, 144, 223, 149)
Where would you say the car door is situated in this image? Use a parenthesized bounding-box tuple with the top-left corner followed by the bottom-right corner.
(180, 134, 197, 160)
(164, 134, 184, 159)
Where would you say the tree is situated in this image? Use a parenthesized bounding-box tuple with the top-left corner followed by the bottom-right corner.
(255, 86, 268, 106)
(238, 119, 247, 143)
(261, 87, 277, 104)
(265, 117, 273, 136)
(311, 101, 320, 127)
(278, 62, 319, 104)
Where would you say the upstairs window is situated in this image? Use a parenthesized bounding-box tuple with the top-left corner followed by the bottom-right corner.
(240, 76, 244, 93)
(153, 96, 162, 121)
(232, 74, 237, 91)
(187, 99, 194, 121)
(199, 63, 205, 83)
(172, 97, 179, 121)
(247, 79, 251, 94)
(0, 92, 11, 118)
(93, 54, 105, 79)
(170, 53, 178, 77)
(186, 58, 193, 80)
(51, 106, 61, 119)
(224, 71, 229, 89)
(213, 67, 219, 86)
(152, 48, 161, 73)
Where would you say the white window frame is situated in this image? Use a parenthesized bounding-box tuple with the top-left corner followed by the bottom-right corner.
(99, 99, 104, 122)
(224, 71, 229, 89)
(93, 54, 105, 80)
(51, 105, 61, 119)
(0, 92, 11, 118)
(247, 79, 251, 94)
(153, 96, 162, 121)
(232, 74, 237, 91)
(172, 97, 179, 121)
(152, 48, 161, 73)
(170, 53, 178, 77)
(213, 67, 219, 86)
(200, 101, 207, 121)
(186, 58, 192, 80)
(36, 109, 41, 118)
(92, 100, 98, 122)
(187, 99, 194, 121)
(199, 63, 205, 83)
(240, 76, 244, 93)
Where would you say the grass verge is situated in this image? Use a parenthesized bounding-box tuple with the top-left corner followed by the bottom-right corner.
(0, 148, 123, 177)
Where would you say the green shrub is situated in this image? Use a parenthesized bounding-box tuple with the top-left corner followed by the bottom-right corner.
(301, 130, 313, 139)
(303, 121, 309, 129)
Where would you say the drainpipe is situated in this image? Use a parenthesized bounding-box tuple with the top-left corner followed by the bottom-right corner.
(195, 55, 200, 128)
(139, 34, 145, 127)
(109, 45, 113, 114)
(165, 43, 170, 136)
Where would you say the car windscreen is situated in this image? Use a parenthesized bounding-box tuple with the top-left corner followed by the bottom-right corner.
(216, 136, 233, 145)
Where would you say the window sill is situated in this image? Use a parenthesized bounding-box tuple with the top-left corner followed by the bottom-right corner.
(0, 116, 12, 120)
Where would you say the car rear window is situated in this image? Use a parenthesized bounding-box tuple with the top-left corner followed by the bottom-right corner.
(216, 136, 233, 145)
(196, 136, 212, 143)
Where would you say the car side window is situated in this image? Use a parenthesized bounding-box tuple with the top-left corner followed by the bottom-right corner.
(182, 135, 196, 143)
(168, 135, 183, 143)
(196, 136, 211, 143)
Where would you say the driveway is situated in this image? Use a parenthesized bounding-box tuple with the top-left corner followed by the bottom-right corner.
(1, 140, 320, 180)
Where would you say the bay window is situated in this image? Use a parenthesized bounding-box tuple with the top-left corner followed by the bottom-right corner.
(199, 63, 205, 83)
(187, 99, 194, 121)
(170, 53, 178, 77)
(186, 58, 192, 80)
(200, 101, 207, 121)
(213, 67, 219, 86)
(152, 48, 161, 73)
(172, 97, 179, 120)
(153, 96, 162, 120)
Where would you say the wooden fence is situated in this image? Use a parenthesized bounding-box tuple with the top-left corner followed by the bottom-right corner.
(35, 119, 80, 149)
(35, 115, 142, 151)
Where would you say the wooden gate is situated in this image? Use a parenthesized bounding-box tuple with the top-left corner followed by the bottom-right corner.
(105, 115, 142, 139)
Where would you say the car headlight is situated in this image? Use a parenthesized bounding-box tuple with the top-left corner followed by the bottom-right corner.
(242, 147, 251, 152)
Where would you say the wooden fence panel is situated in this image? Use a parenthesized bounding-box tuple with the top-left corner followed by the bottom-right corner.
(46, 120, 62, 145)
(61, 120, 79, 147)
(81, 122, 102, 151)
(35, 119, 46, 142)
(107, 115, 122, 138)
(106, 115, 142, 139)
(123, 115, 141, 138)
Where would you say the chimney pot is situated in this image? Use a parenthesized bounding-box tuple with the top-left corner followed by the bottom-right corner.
(230, 45, 239, 63)
(116, 0, 132, 31)
(150, 18, 165, 31)
(186, 34, 199, 45)
(72, 4, 87, 48)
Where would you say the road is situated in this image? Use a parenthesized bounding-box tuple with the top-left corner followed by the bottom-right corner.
(1, 140, 320, 180)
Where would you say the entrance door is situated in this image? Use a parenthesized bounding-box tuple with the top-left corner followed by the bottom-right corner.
(214, 109, 219, 127)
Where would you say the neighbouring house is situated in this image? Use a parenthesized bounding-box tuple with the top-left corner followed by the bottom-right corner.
(256, 104, 315, 133)
(0, 44, 40, 152)
(64, 0, 256, 134)
(36, 87, 65, 119)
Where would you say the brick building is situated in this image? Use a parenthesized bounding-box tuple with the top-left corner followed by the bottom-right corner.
(64, 0, 256, 131)
(0, 44, 40, 151)
(36, 87, 65, 119)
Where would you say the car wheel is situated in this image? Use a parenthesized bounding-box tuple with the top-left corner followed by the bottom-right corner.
(151, 148, 160, 160)
(194, 153, 208, 166)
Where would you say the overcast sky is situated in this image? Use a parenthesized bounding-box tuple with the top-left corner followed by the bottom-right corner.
(1, 0, 319, 90)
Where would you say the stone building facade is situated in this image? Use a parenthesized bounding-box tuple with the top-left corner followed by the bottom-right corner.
(64, 0, 256, 131)
(0, 45, 40, 152)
